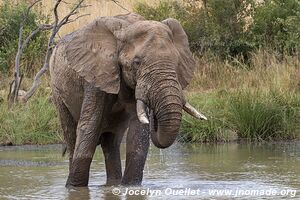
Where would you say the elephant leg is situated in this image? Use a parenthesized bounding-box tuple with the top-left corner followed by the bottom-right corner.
(52, 92, 76, 172)
(100, 132, 123, 185)
(121, 116, 150, 185)
(66, 85, 108, 187)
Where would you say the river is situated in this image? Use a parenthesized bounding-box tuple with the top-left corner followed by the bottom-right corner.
(0, 142, 299, 199)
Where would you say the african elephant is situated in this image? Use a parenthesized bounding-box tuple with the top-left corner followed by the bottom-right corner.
(49, 13, 206, 187)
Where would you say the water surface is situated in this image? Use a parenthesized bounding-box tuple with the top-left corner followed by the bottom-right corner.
(0, 142, 299, 199)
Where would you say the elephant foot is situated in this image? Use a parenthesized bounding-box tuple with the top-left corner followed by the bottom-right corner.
(121, 176, 142, 186)
(65, 157, 92, 187)
(106, 179, 121, 186)
(65, 177, 88, 188)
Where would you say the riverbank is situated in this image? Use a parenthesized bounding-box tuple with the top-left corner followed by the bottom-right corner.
(0, 51, 299, 145)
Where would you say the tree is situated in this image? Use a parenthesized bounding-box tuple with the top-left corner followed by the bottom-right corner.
(8, 0, 89, 106)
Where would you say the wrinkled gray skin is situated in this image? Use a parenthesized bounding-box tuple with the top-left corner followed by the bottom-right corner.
(50, 13, 196, 187)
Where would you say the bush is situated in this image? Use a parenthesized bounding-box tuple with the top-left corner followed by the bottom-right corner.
(135, 0, 255, 60)
(134, 0, 300, 61)
(135, 1, 186, 21)
(0, 0, 48, 75)
(250, 0, 300, 56)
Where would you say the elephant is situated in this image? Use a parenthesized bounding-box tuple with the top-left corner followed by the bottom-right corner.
(49, 12, 207, 187)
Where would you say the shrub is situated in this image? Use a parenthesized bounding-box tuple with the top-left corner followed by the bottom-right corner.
(250, 0, 300, 57)
(0, 0, 48, 75)
(135, 0, 300, 61)
(134, 0, 255, 61)
(134, 1, 187, 21)
(191, 0, 254, 59)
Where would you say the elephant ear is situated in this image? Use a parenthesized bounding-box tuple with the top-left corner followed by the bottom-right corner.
(66, 17, 128, 94)
(162, 18, 196, 89)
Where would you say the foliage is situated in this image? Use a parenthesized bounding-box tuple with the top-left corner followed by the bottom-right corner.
(135, 0, 255, 60)
(0, 0, 48, 75)
(250, 0, 300, 57)
(134, 0, 300, 61)
(134, 1, 185, 21)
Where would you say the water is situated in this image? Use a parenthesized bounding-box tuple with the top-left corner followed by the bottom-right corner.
(0, 142, 299, 199)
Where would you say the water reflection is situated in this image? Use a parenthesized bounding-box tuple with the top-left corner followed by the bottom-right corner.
(66, 187, 91, 200)
(0, 142, 299, 199)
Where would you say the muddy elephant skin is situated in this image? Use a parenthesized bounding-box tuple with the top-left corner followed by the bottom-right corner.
(49, 13, 202, 187)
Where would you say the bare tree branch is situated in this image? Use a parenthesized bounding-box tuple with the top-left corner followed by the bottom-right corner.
(62, 0, 91, 8)
(9, 0, 126, 104)
(64, 13, 90, 25)
(9, 0, 89, 104)
(57, 0, 85, 30)
(111, 0, 131, 13)
(7, 0, 43, 105)
(21, 24, 53, 51)
(53, 0, 62, 27)
(22, 0, 87, 102)
(26, 0, 43, 14)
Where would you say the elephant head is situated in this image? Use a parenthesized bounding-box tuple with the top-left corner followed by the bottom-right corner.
(65, 13, 206, 149)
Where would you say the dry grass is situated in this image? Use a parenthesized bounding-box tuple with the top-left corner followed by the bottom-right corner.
(182, 50, 300, 143)
(188, 50, 300, 94)
(1, 50, 299, 144)
(0, 0, 161, 36)
(1, 1, 299, 144)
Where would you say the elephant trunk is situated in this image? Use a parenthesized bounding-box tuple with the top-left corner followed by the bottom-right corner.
(136, 65, 183, 149)
(150, 93, 182, 148)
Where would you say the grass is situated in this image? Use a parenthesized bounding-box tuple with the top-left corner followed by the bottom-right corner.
(0, 1, 299, 145)
(179, 91, 232, 143)
(0, 50, 299, 145)
(0, 79, 62, 145)
(228, 90, 299, 141)
(181, 90, 300, 143)
(189, 50, 300, 92)
(180, 50, 300, 143)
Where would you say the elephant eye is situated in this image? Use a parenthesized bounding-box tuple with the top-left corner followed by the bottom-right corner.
(132, 57, 141, 67)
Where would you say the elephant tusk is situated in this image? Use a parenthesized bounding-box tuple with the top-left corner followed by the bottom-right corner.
(136, 100, 150, 124)
(183, 102, 208, 120)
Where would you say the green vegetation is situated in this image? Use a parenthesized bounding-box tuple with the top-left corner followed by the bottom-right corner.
(0, 0, 48, 75)
(0, 0, 299, 145)
(135, 0, 300, 60)
(135, 0, 300, 143)
(180, 89, 300, 143)
(0, 83, 61, 145)
(228, 91, 299, 140)
(180, 92, 230, 143)
(179, 51, 300, 143)
(251, 0, 300, 55)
